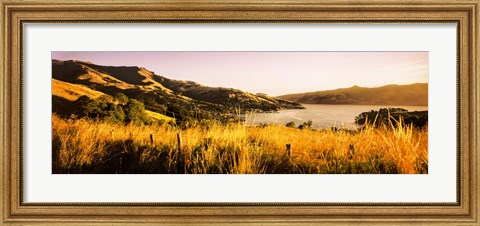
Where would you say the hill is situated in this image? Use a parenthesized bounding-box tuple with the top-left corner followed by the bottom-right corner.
(277, 83, 428, 106)
(52, 78, 176, 123)
(52, 79, 105, 101)
(156, 76, 302, 111)
(52, 60, 303, 123)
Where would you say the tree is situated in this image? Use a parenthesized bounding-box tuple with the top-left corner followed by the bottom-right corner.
(124, 99, 149, 124)
(81, 97, 125, 123)
(304, 120, 313, 128)
(82, 98, 106, 118)
(103, 103, 125, 123)
(115, 93, 128, 104)
(97, 95, 113, 103)
(298, 120, 313, 130)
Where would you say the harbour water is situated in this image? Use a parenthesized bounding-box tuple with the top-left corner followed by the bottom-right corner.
(241, 104, 428, 129)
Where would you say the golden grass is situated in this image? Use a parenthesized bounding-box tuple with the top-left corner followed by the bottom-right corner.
(52, 114, 428, 174)
(145, 110, 175, 123)
(52, 79, 106, 101)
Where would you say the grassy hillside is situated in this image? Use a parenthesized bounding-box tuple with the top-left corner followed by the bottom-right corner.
(52, 114, 428, 174)
(52, 78, 175, 123)
(52, 79, 105, 101)
(278, 83, 428, 106)
(145, 110, 175, 123)
(52, 60, 304, 121)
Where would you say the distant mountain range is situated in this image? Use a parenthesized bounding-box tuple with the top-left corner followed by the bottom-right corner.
(52, 60, 303, 122)
(277, 83, 428, 106)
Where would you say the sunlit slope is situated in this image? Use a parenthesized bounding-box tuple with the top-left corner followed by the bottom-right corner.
(52, 79, 106, 101)
(145, 110, 175, 123)
(52, 78, 174, 122)
(52, 59, 171, 92)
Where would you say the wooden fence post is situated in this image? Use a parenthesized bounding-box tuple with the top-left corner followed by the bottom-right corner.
(286, 144, 291, 158)
(177, 132, 187, 173)
(177, 132, 182, 151)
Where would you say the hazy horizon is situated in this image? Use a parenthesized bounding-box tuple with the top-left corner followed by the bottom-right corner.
(52, 51, 428, 96)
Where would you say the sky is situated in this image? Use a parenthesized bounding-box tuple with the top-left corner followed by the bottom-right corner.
(52, 51, 428, 96)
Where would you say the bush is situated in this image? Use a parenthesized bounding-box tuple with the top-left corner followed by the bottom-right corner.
(298, 120, 313, 130)
(285, 121, 296, 128)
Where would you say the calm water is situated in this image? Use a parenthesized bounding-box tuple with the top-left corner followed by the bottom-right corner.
(242, 104, 428, 129)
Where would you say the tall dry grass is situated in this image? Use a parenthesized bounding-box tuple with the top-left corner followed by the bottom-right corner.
(52, 114, 428, 174)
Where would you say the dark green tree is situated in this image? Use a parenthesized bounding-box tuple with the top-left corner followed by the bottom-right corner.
(81, 97, 126, 123)
(103, 103, 125, 123)
(97, 95, 114, 103)
(82, 98, 107, 118)
(124, 99, 149, 124)
(114, 93, 129, 104)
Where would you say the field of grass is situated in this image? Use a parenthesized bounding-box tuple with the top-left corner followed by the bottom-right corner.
(52, 114, 428, 174)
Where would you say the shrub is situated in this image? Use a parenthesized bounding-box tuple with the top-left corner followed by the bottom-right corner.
(298, 120, 313, 129)
(285, 121, 296, 128)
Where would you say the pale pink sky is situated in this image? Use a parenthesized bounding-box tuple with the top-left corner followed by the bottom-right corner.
(52, 51, 428, 96)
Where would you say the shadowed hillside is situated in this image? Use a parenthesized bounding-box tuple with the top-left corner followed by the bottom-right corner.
(158, 77, 300, 111)
(277, 84, 428, 106)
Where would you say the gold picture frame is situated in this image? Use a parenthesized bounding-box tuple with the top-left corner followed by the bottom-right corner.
(1, 0, 478, 225)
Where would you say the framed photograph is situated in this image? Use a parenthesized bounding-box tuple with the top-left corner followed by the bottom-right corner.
(1, 0, 478, 225)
